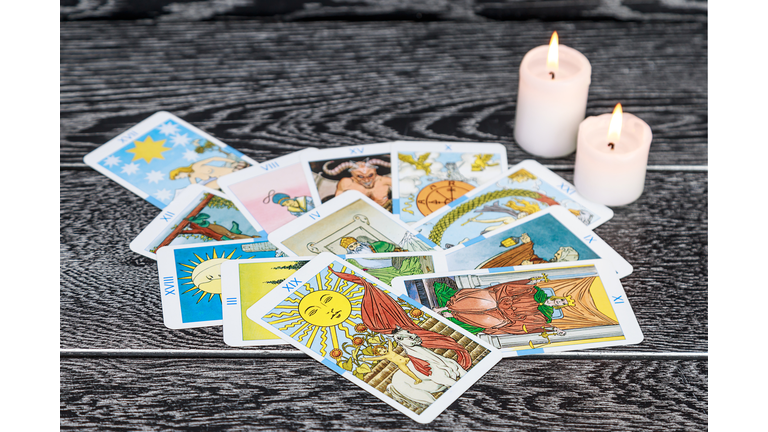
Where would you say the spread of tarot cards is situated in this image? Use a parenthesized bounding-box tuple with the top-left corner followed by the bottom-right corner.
(85, 111, 644, 423)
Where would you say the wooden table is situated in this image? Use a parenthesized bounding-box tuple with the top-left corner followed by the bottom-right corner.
(60, 1, 708, 430)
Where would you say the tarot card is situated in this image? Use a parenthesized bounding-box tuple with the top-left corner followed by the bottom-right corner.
(412, 159, 614, 249)
(301, 143, 394, 212)
(442, 206, 632, 278)
(130, 185, 266, 260)
(218, 149, 320, 234)
(156, 238, 285, 329)
(246, 253, 502, 423)
(336, 251, 448, 287)
(220, 257, 313, 346)
(390, 141, 508, 224)
(392, 259, 643, 357)
(84, 111, 256, 209)
(268, 190, 440, 257)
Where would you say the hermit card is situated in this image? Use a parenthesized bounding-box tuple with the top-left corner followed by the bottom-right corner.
(246, 253, 502, 423)
(336, 251, 448, 287)
(390, 141, 508, 225)
(392, 259, 643, 357)
(412, 159, 614, 249)
(218, 149, 320, 234)
(300, 143, 394, 211)
(130, 185, 266, 260)
(156, 238, 285, 329)
(84, 111, 256, 209)
(268, 190, 440, 257)
(442, 206, 632, 278)
(220, 257, 313, 346)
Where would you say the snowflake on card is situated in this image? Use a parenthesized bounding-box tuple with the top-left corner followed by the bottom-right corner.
(157, 121, 180, 136)
(102, 155, 121, 168)
(121, 162, 140, 175)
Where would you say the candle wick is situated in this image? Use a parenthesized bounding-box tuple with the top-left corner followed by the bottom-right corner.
(549, 71, 555, 80)
(608, 143, 615, 150)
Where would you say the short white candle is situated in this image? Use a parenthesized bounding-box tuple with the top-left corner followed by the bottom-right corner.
(514, 32, 591, 158)
(573, 104, 653, 206)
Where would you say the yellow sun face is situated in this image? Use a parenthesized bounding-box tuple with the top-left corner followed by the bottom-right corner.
(179, 248, 238, 303)
(299, 290, 352, 327)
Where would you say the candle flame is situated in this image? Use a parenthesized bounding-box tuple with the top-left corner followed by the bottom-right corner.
(607, 103, 623, 144)
(547, 32, 559, 76)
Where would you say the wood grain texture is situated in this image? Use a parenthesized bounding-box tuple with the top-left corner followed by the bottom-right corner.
(60, 20, 707, 167)
(60, 0, 707, 22)
(60, 169, 707, 352)
(60, 357, 707, 431)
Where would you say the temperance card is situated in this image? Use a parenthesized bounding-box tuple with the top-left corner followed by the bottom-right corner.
(156, 238, 285, 329)
(337, 251, 448, 287)
(300, 143, 394, 211)
(218, 149, 320, 234)
(390, 141, 508, 225)
(411, 159, 614, 249)
(441, 206, 632, 278)
(246, 253, 502, 423)
(268, 190, 440, 257)
(84, 111, 256, 208)
(220, 257, 313, 346)
(391, 259, 643, 357)
(130, 185, 266, 260)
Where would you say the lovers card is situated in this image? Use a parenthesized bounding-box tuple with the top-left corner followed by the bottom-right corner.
(441, 206, 632, 278)
(130, 185, 265, 260)
(220, 257, 313, 346)
(390, 141, 507, 225)
(300, 143, 394, 212)
(84, 111, 256, 208)
(246, 253, 502, 423)
(392, 259, 643, 357)
(268, 190, 439, 257)
(156, 238, 284, 329)
(412, 159, 614, 249)
(218, 148, 320, 234)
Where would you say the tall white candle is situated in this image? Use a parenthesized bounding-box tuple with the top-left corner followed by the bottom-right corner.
(514, 32, 591, 158)
(573, 104, 653, 206)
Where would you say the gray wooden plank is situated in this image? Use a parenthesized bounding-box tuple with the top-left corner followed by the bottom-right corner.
(60, 20, 707, 167)
(60, 169, 707, 352)
(60, 357, 708, 431)
(60, 0, 707, 22)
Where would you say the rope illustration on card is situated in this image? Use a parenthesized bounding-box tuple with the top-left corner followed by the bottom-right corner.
(427, 189, 556, 245)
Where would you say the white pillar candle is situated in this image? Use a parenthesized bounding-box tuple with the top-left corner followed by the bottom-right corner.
(514, 33, 591, 158)
(573, 104, 653, 206)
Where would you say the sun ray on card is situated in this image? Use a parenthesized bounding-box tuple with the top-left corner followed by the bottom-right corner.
(176, 246, 243, 304)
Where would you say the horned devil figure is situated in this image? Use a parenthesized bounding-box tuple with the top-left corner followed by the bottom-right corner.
(322, 158, 392, 209)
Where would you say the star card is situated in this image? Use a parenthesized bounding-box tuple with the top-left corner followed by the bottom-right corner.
(130, 185, 266, 260)
(300, 143, 394, 212)
(220, 257, 313, 346)
(156, 238, 284, 329)
(392, 260, 643, 357)
(390, 141, 507, 225)
(246, 253, 502, 423)
(268, 190, 440, 257)
(84, 111, 256, 208)
(441, 206, 632, 278)
(412, 159, 614, 249)
(218, 148, 320, 234)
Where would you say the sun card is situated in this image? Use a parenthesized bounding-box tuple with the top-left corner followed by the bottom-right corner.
(156, 238, 285, 329)
(218, 148, 320, 234)
(390, 141, 508, 225)
(441, 206, 632, 278)
(220, 257, 313, 346)
(391, 259, 643, 357)
(130, 185, 266, 260)
(246, 253, 502, 423)
(300, 143, 394, 212)
(268, 190, 440, 257)
(336, 251, 448, 287)
(84, 111, 256, 208)
(412, 159, 614, 249)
